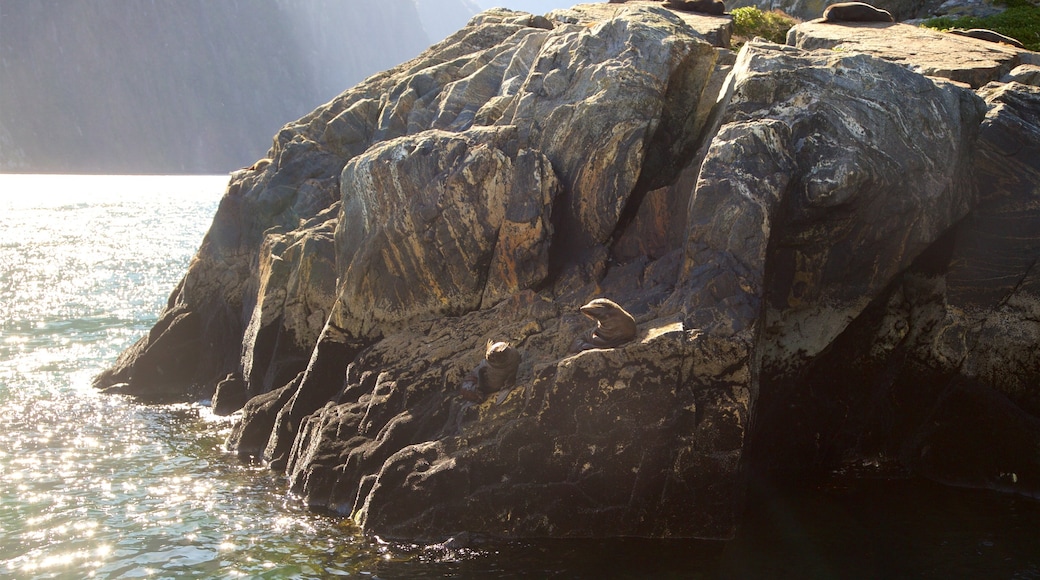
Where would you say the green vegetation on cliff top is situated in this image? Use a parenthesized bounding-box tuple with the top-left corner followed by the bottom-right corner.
(922, 0, 1040, 51)
(731, 7, 800, 49)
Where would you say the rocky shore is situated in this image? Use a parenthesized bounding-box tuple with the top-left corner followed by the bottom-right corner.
(96, 3, 1040, 541)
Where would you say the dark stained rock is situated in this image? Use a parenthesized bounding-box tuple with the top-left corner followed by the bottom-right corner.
(663, 0, 727, 17)
(894, 82, 1040, 491)
(226, 377, 299, 460)
(743, 79, 1040, 495)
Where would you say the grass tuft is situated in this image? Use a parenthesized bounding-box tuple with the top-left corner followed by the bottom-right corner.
(731, 7, 800, 49)
(921, 0, 1040, 51)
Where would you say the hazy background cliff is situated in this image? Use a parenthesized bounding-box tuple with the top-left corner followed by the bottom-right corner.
(0, 0, 497, 174)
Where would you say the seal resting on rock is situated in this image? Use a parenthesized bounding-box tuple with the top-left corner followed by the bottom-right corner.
(458, 341, 521, 402)
(821, 2, 894, 22)
(662, 0, 726, 15)
(571, 298, 638, 352)
(948, 28, 1025, 49)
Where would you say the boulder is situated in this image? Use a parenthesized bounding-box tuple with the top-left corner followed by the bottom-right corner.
(1002, 64, 1040, 86)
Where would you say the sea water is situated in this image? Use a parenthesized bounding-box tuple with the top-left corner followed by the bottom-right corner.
(0, 174, 1038, 579)
(0, 175, 378, 578)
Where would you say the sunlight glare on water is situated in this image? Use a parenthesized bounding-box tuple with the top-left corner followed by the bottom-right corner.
(0, 174, 381, 579)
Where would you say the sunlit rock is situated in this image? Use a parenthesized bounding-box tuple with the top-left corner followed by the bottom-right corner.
(787, 20, 1029, 88)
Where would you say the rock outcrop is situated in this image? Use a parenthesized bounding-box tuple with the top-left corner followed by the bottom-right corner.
(788, 20, 1035, 88)
(97, 3, 1040, 542)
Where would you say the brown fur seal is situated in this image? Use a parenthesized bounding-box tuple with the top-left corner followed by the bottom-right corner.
(948, 28, 1025, 49)
(822, 2, 894, 22)
(458, 341, 521, 402)
(241, 158, 271, 172)
(663, 0, 726, 16)
(571, 298, 638, 353)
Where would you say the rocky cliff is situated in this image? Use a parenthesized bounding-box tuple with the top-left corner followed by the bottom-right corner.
(96, 4, 1040, 542)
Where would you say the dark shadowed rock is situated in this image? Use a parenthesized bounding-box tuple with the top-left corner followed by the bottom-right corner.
(226, 377, 300, 460)
(212, 373, 247, 416)
(241, 206, 339, 397)
(661, 38, 985, 482)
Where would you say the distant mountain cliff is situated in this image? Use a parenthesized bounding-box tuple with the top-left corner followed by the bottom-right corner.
(0, 0, 476, 174)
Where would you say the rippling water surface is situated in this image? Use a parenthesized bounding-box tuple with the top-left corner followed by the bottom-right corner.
(0, 175, 378, 578)
(1, 174, 1038, 579)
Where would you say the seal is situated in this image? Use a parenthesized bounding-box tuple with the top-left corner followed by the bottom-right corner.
(458, 341, 522, 402)
(662, 0, 726, 16)
(571, 298, 638, 352)
(948, 28, 1025, 49)
(821, 2, 894, 22)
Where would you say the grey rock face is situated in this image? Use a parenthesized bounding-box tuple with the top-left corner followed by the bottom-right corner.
(99, 4, 1040, 543)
